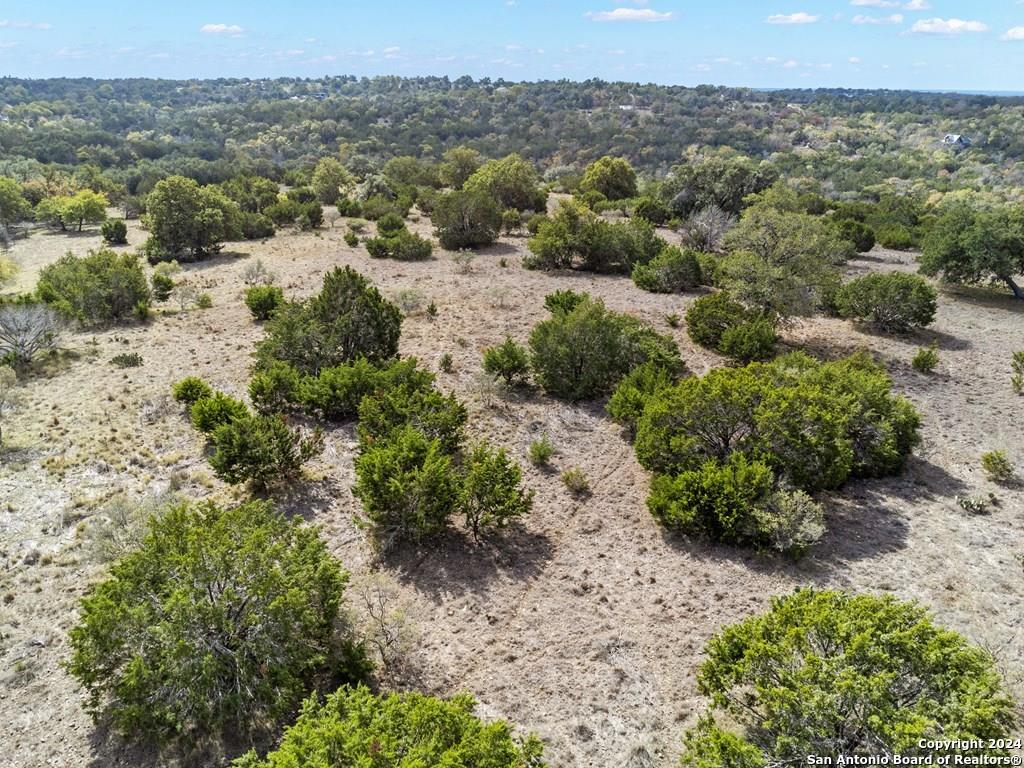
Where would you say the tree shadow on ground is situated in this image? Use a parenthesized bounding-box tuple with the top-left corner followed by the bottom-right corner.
(382, 524, 556, 604)
(938, 284, 1024, 312)
(86, 719, 269, 768)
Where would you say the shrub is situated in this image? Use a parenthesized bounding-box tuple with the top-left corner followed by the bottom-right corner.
(376, 212, 406, 237)
(172, 376, 212, 405)
(912, 346, 939, 373)
(1011, 351, 1024, 394)
(461, 443, 534, 542)
(143, 175, 241, 260)
(190, 391, 250, 434)
(876, 223, 915, 250)
(647, 454, 775, 543)
(463, 153, 546, 212)
(543, 288, 588, 316)
(561, 467, 590, 495)
(0, 301, 63, 366)
(256, 267, 402, 375)
(633, 196, 670, 225)
(981, 450, 1014, 484)
(836, 219, 876, 253)
(835, 272, 937, 333)
(244, 285, 284, 321)
(150, 272, 174, 303)
(101, 218, 128, 245)
(232, 687, 544, 768)
(718, 319, 778, 363)
(343, 230, 359, 247)
(239, 211, 275, 239)
(67, 500, 350, 744)
(110, 352, 142, 368)
(681, 590, 1018, 765)
(357, 382, 467, 456)
(528, 435, 555, 466)
(482, 337, 530, 385)
(365, 229, 433, 261)
(209, 414, 323, 490)
(301, 357, 433, 422)
(352, 425, 462, 548)
(750, 489, 826, 555)
(196, 292, 213, 309)
(248, 361, 302, 414)
(631, 246, 702, 293)
(36, 250, 150, 325)
(432, 189, 503, 250)
(580, 156, 637, 200)
(606, 361, 677, 433)
(529, 296, 681, 401)
(685, 292, 753, 350)
(265, 199, 302, 227)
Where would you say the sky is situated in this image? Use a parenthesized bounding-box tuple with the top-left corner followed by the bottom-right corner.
(1, 1, 1023, 91)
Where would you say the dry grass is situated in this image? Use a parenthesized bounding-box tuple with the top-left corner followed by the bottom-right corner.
(1, 217, 1022, 767)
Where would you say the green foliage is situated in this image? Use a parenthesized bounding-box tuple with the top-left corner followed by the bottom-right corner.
(35, 189, 108, 232)
(343, 230, 359, 247)
(528, 435, 555, 467)
(150, 272, 174, 302)
(209, 414, 323, 490)
(482, 336, 530, 385)
(579, 156, 638, 201)
(299, 357, 433, 422)
(0, 176, 32, 227)
(835, 272, 937, 333)
(635, 351, 920, 494)
(912, 345, 939, 373)
(311, 157, 354, 205)
(631, 246, 702, 293)
(143, 175, 241, 260)
(110, 352, 142, 368)
(365, 227, 433, 260)
(1012, 351, 1024, 394)
(836, 218, 876, 253)
(685, 292, 756, 350)
(561, 467, 590, 495)
(543, 288, 588, 316)
(464, 153, 546, 212)
(36, 249, 150, 325)
(67, 500, 350, 744)
(239, 211, 275, 239)
(529, 295, 681, 401)
(682, 589, 1018, 765)
(357, 380, 468, 456)
(172, 376, 212, 405)
(232, 686, 544, 768)
(190, 391, 250, 434)
(920, 203, 1024, 299)
(352, 425, 462, 547)
(632, 196, 670, 225)
(980, 450, 1014, 484)
(244, 285, 284, 321)
(196, 292, 213, 309)
(440, 146, 484, 190)
(432, 189, 503, 250)
(256, 266, 402, 375)
(101, 218, 128, 245)
(718, 319, 778, 363)
(248, 361, 303, 415)
(606, 361, 677, 433)
(661, 151, 778, 215)
(219, 175, 280, 214)
(876, 223, 915, 250)
(461, 443, 535, 542)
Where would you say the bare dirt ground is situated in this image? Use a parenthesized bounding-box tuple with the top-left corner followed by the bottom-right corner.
(1, 216, 1022, 767)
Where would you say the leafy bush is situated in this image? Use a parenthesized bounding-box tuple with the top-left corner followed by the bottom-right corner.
(580, 156, 637, 200)
(256, 267, 402, 375)
(301, 357, 434, 422)
(172, 376, 212, 405)
(606, 361, 677, 433)
(365, 229, 433, 260)
(36, 250, 150, 325)
(244, 285, 284, 321)
(631, 246, 702, 293)
(461, 443, 534, 542)
(232, 687, 544, 768)
(561, 467, 590, 495)
(110, 352, 142, 368)
(352, 425, 462, 548)
(67, 500, 351, 744)
(836, 219, 876, 253)
(248, 361, 302, 414)
(876, 223, 915, 250)
(357, 380, 468, 456)
(196, 292, 213, 309)
(239, 211, 275, 239)
(190, 391, 250, 434)
(681, 589, 1018, 765)
(432, 189, 503, 250)
(685, 292, 756, 350)
(150, 272, 174, 302)
(835, 272, 937, 333)
(463, 153, 546, 212)
(482, 337, 530, 385)
(143, 175, 241, 260)
(981, 450, 1014, 484)
(528, 435, 555, 466)
(912, 345, 939, 373)
(543, 288, 588, 316)
(343, 230, 359, 247)
(529, 295, 681, 401)
(718, 318, 778, 363)
(633, 196, 670, 225)
(101, 218, 128, 245)
(209, 414, 323, 490)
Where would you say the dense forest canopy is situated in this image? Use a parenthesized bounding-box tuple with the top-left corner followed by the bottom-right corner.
(2, 76, 1024, 200)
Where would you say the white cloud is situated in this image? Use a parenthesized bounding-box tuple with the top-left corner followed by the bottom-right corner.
(850, 0, 898, 6)
(1002, 26, 1024, 41)
(200, 23, 245, 37)
(903, 0, 931, 9)
(848, 55, 862, 62)
(852, 13, 903, 24)
(0, 19, 51, 30)
(911, 17, 987, 34)
(585, 8, 676, 22)
(765, 12, 820, 25)
(782, 59, 799, 68)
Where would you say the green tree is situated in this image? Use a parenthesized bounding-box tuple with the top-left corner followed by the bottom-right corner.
(143, 175, 242, 260)
(682, 589, 1017, 766)
(432, 189, 503, 250)
(440, 146, 484, 189)
(0, 176, 32, 228)
(461, 443, 535, 542)
(62, 189, 108, 231)
(920, 203, 1024, 299)
(835, 272, 937, 333)
(464, 153, 546, 212)
(233, 687, 545, 768)
(579, 156, 638, 201)
(67, 500, 351, 744)
(311, 157, 354, 205)
(483, 336, 531, 385)
(36, 250, 150, 325)
(209, 414, 323, 490)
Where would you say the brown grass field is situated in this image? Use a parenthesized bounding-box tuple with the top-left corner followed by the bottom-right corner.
(1, 212, 1022, 767)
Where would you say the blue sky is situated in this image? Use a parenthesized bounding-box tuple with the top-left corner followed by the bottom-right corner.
(1, 1, 1022, 90)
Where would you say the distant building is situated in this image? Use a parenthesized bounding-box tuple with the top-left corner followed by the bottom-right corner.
(311, 92, 328, 101)
(942, 134, 973, 149)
